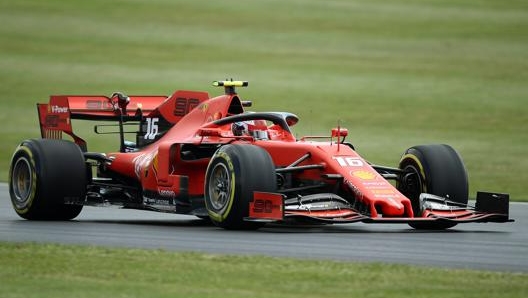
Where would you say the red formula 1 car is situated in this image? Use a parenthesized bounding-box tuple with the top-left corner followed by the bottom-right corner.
(9, 81, 512, 230)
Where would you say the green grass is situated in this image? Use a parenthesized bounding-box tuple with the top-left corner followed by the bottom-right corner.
(0, 0, 527, 199)
(1, 242, 527, 298)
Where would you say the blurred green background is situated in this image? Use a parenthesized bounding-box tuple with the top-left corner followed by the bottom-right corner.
(1, 0, 527, 200)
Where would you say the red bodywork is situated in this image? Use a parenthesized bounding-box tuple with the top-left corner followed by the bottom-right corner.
(35, 84, 511, 226)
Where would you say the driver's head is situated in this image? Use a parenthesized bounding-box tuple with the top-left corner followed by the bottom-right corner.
(232, 121, 248, 136)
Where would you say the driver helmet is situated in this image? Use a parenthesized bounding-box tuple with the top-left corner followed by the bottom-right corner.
(232, 121, 249, 136)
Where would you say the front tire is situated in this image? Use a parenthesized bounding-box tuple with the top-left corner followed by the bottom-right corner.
(9, 139, 86, 220)
(204, 144, 276, 230)
(397, 144, 468, 230)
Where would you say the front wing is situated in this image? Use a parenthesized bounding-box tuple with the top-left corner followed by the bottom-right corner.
(247, 191, 512, 225)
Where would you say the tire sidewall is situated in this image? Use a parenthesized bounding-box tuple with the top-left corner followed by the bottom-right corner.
(398, 153, 425, 216)
(204, 148, 238, 223)
(9, 145, 39, 216)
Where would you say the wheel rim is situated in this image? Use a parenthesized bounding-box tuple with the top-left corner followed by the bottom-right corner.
(208, 163, 231, 212)
(11, 157, 33, 207)
(401, 165, 423, 199)
(398, 164, 426, 216)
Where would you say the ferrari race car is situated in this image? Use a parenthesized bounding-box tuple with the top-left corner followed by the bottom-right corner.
(9, 81, 512, 230)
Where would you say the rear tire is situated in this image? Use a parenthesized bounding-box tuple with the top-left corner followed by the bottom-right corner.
(204, 144, 276, 230)
(397, 144, 468, 230)
(9, 139, 86, 220)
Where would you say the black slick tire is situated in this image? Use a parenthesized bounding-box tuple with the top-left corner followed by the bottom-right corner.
(397, 144, 468, 230)
(204, 144, 276, 230)
(9, 139, 86, 220)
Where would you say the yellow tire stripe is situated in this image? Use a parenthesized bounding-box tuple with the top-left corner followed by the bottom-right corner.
(207, 151, 236, 222)
(10, 145, 38, 214)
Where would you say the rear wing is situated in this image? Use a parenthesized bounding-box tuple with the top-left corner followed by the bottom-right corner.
(37, 90, 210, 151)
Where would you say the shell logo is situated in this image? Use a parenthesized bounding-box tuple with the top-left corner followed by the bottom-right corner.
(213, 111, 222, 120)
(352, 170, 376, 180)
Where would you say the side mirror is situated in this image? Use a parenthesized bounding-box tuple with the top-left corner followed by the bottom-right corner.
(285, 114, 299, 126)
(111, 92, 130, 115)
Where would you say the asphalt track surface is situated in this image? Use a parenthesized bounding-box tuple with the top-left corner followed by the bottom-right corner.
(1, 183, 527, 272)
